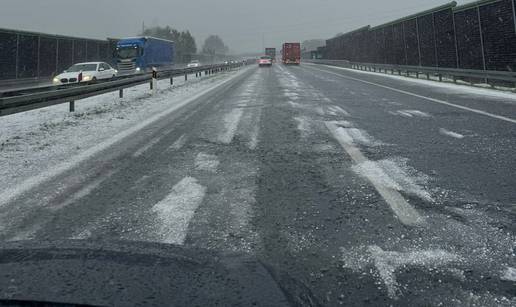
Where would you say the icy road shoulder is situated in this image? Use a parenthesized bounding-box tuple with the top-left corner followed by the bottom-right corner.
(0, 68, 248, 200)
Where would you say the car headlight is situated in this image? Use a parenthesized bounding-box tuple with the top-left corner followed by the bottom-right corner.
(53, 77, 60, 83)
(82, 75, 92, 82)
(135, 67, 141, 72)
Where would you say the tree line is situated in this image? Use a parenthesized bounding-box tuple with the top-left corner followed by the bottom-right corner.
(140, 26, 229, 63)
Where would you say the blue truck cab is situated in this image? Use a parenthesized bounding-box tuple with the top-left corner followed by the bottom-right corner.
(115, 37, 175, 74)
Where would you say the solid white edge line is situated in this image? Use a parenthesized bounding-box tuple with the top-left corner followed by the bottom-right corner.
(307, 65, 516, 124)
(0, 67, 250, 206)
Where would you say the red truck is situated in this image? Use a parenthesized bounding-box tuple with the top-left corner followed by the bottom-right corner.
(282, 43, 301, 65)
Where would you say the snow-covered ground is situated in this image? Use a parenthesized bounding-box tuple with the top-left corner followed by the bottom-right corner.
(0, 68, 246, 197)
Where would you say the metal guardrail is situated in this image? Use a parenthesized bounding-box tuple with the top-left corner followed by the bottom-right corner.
(306, 59, 516, 88)
(0, 63, 244, 117)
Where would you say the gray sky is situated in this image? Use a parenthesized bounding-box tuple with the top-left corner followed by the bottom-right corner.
(1, 0, 472, 53)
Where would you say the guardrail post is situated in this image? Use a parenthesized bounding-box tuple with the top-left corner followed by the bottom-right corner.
(170, 76, 173, 85)
(426, 73, 430, 80)
(119, 89, 123, 98)
(438, 74, 442, 82)
(150, 79, 153, 90)
(185, 73, 188, 81)
(69, 101, 75, 112)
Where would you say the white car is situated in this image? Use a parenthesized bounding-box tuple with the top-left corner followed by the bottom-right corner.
(187, 60, 201, 68)
(53, 62, 118, 85)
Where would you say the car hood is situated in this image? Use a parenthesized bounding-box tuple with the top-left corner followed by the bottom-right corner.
(0, 240, 293, 306)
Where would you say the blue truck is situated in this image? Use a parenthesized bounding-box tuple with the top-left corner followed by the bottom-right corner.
(115, 37, 175, 74)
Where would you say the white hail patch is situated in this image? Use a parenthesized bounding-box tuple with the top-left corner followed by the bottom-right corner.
(352, 158, 434, 202)
(401, 110, 431, 118)
(169, 134, 187, 150)
(217, 109, 243, 144)
(294, 116, 311, 137)
(194, 153, 220, 172)
(501, 267, 516, 281)
(439, 128, 465, 139)
(327, 105, 350, 116)
(341, 245, 462, 298)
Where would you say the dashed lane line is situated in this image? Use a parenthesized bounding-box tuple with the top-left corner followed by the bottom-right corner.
(325, 122, 425, 226)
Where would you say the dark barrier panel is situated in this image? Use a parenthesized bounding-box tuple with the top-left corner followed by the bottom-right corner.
(73, 40, 87, 63)
(376, 28, 387, 64)
(57, 38, 73, 73)
(393, 23, 406, 65)
(404, 19, 420, 65)
(99, 42, 110, 64)
(39, 37, 57, 77)
(0, 28, 113, 82)
(418, 14, 437, 67)
(0, 32, 17, 80)
(17, 34, 38, 78)
(86, 41, 99, 62)
(385, 26, 395, 64)
(321, 1, 516, 73)
(434, 9, 457, 68)
(480, 0, 516, 71)
(454, 8, 484, 69)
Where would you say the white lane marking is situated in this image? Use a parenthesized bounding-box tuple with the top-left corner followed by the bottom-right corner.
(353, 159, 434, 202)
(329, 120, 354, 128)
(342, 246, 461, 298)
(315, 106, 326, 116)
(72, 229, 92, 240)
(133, 134, 165, 157)
(249, 122, 260, 150)
(218, 109, 243, 144)
(402, 110, 431, 118)
(294, 116, 311, 137)
(284, 91, 300, 100)
(194, 153, 220, 172)
(152, 177, 206, 244)
(55, 169, 117, 210)
(309, 66, 516, 124)
(396, 110, 413, 118)
(328, 105, 350, 116)
(168, 134, 187, 150)
(325, 122, 424, 226)
(0, 70, 246, 207)
(346, 128, 374, 146)
(501, 267, 516, 281)
(439, 128, 465, 139)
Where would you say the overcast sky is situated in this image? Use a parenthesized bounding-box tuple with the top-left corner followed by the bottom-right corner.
(1, 0, 473, 53)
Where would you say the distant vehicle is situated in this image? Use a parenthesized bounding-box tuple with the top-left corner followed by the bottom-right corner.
(52, 62, 117, 85)
(115, 37, 175, 75)
(258, 56, 273, 67)
(282, 43, 301, 65)
(265, 48, 276, 62)
(187, 60, 201, 68)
